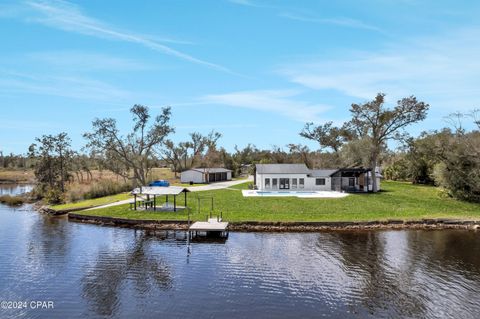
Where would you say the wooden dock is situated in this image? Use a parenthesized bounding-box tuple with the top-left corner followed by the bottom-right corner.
(189, 218, 229, 238)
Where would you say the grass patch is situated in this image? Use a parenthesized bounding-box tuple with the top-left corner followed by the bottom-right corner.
(51, 192, 132, 210)
(81, 181, 480, 222)
(0, 169, 34, 183)
(0, 195, 25, 206)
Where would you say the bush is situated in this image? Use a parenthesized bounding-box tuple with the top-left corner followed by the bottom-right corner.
(0, 195, 25, 206)
(83, 180, 131, 199)
(432, 133, 480, 202)
(43, 187, 65, 205)
(65, 180, 132, 203)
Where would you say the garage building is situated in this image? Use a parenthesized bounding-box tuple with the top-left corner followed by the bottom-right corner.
(180, 168, 232, 184)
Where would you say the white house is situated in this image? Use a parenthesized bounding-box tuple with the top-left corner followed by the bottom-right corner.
(255, 164, 381, 192)
(180, 167, 232, 184)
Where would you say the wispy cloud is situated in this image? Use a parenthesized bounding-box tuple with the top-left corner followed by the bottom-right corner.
(278, 27, 480, 110)
(200, 89, 331, 122)
(27, 51, 150, 71)
(0, 69, 130, 102)
(227, 0, 259, 7)
(279, 12, 384, 33)
(22, 0, 232, 73)
(229, 0, 382, 32)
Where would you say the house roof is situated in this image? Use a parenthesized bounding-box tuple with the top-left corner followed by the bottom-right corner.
(132, 186, 190, 196)
(189, 167, 232, 173)
(255, 163, 310, 174)
(309, 169, 339, 177)
(255, 164, 380, 177)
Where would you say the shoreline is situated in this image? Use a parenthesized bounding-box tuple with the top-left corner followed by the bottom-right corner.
(67, 212, 480, 232)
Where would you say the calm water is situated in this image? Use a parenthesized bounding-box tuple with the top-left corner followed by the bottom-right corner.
(1, 185, 480, 318)
(0, 184, 33, 196)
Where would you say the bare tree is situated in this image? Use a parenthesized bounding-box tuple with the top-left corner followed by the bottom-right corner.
(300, 121, 353, 152)
(83, 105, 173, 186)
(287, 144, 312, 168)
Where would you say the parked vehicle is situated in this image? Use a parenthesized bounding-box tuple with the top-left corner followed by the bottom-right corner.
(148, 180, 170, 187)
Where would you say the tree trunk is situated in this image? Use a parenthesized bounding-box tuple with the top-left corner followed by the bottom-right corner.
(371, 154, 378, 192)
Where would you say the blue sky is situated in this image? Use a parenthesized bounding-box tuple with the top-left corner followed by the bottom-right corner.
(1, 0, 479, 154)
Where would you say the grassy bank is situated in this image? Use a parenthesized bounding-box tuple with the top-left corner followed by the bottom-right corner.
(51, 193, 132, 211)
(0, 169, 34, 183)
(80, 181, 480, 222)
(0, 195, 25, 206)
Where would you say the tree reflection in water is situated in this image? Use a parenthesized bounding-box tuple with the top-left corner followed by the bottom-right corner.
(82, 233, 172, 317)
(319, 231, 427, 318)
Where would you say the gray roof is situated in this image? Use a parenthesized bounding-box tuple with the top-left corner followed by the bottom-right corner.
(190, 167, 231, 173)
(309, 169, 339, 177)
(255, 163, 310, 174)
(132, 186, 190, 196)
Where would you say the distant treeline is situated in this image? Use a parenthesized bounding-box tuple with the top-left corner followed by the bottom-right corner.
(6, 94, 480, 204)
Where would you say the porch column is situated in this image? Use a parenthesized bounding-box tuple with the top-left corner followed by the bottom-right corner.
(153, 195, 156, 211)
(184, 191, 187, 206)
(174, 195, 177, 212)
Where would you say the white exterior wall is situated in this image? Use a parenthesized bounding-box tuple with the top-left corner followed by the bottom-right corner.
(227, 171, 232, 180)
(256, 173, 332, 191)
(366, 177, 381, 191)
(180, 170, 205, 183)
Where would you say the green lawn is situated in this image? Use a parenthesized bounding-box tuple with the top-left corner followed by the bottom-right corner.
(51, 192, 132, 211)
(79, 181, 480, 222)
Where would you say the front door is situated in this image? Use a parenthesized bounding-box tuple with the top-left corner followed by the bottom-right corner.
(279, 178, 290, 190)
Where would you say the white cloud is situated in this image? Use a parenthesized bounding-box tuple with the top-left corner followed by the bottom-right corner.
(229, 0, 382, 32)
(0, 69, 130, 101)
(279, 27, 480, 110)
(279, 12, 383, 33)
(23, 0, 232, 73)
(27, 51, 150, 71)
(200, 89, 331, 122)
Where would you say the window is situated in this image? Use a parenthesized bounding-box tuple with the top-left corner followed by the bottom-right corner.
(349, 178, 355, 187)
(265, 178, 270, 188)
(316, 178, 326, 186)
(272, 178, 278, 188)
(299, 178, 304, 188)
(292, 178, 297, 189)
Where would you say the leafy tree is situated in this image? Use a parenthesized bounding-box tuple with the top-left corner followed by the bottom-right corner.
(84, 105, 173, 186)
(29, 132, 74, 203)
(300, 121, 353, 152)
(287, 144, 312, 168)
(432, 130, 480, 202)
(347, 93, 429, 191)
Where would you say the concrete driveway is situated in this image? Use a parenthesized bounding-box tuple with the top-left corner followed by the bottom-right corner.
(84, 176, 252, 211)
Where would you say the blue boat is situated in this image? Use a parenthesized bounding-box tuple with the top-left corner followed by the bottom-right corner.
(149, 180, 170, 187)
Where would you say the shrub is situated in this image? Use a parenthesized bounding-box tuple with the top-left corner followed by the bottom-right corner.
(0, 195, 25, 206)
(43, 187, 65, 205)
(83, 180, 132, 199)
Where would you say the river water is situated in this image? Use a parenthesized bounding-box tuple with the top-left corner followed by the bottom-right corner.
(0, 185, 480, 318)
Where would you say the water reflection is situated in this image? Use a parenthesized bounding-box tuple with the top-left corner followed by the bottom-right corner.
(82, 233, 172, 317)
(0, 184, 33, 196)
(1, 189, 480, 319)
(319, 231, 427, 318)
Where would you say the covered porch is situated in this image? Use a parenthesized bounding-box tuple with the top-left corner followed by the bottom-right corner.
(131, 186, 190, 212)
(331, 168, 372, 193)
